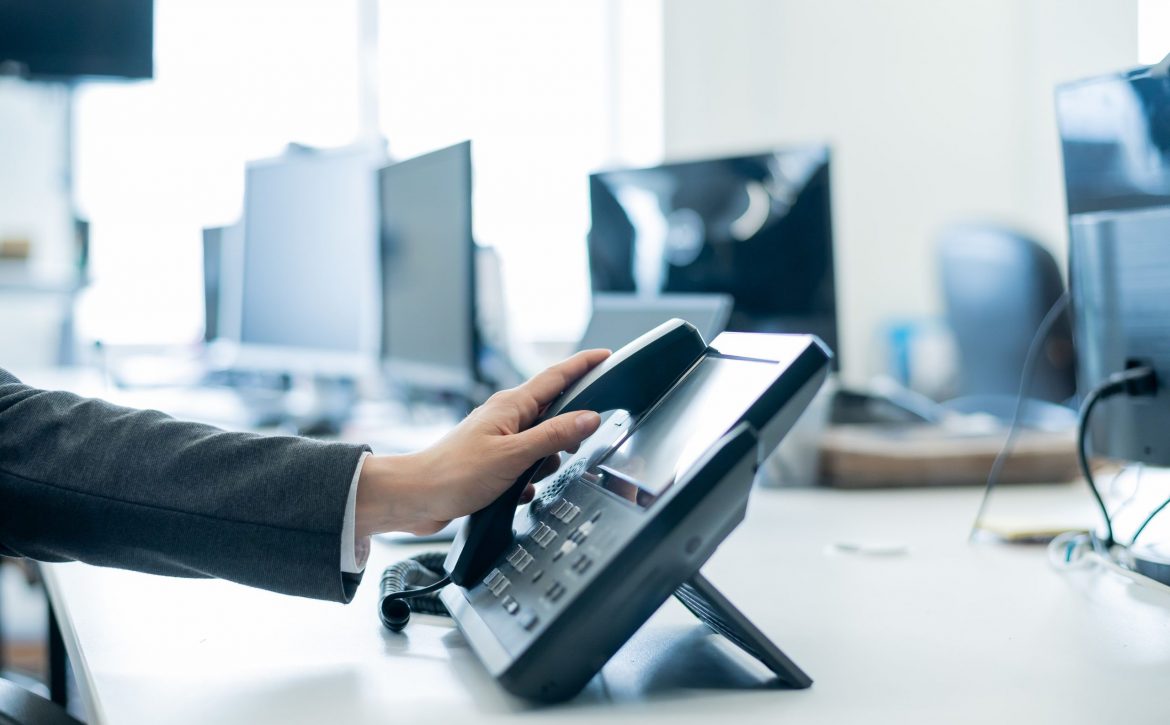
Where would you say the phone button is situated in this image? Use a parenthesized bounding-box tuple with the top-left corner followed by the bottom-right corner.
(551, 500, 582, 523)
(483, 568, 510, 597)
(532, 523, 558, 548)
(552, 539, 577, 562)
(506, 545, 534, 572)
(502, 596, 520, 615)
(520, 612, 540, 631)
(571, 554, 593, 575)
(544, 582, 566, 603)
(568, 520, 596, 545)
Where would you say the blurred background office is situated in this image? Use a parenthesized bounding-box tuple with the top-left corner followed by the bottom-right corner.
(3, 0, 1162, 381)
(2, 0, 1169, 704)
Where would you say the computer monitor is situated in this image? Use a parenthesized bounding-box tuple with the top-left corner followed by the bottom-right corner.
(378, 141, 478, 394)
(0, 0, 154, 80)
(201, 222, 244, 345)
(587, 146, 837, 357)
(1057, 63, 1170, 465)
(231, 145, 382, 374)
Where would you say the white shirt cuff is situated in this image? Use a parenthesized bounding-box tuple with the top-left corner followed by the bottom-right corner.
(341, 451, 371, 573)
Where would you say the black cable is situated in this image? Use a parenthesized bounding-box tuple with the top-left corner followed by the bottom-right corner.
(378, 551, 451, 632)
(1077, 384, 1119, 546)
(969, 292, 1070, 541)
(1076, 366, 1158, 548)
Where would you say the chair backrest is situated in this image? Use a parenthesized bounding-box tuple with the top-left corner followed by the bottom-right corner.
(938, 223, 1076, 404)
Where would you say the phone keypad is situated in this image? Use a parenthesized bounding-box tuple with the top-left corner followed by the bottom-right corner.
(483, 463, 633, 641)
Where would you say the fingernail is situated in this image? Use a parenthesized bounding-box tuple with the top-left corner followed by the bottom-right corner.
(577, 411, 601, 433)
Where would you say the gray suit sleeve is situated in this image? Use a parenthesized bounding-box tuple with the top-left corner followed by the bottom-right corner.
(0, 367, 370, 603)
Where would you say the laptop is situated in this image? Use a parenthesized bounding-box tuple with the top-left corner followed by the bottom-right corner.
(577, 293, 733, 351)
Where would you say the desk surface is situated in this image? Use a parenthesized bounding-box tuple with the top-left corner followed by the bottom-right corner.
(42, 483, 1170, 725)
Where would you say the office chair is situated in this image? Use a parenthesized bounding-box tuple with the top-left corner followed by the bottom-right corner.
(0, 678, 81, 725)
(938, 223, 1077, 424)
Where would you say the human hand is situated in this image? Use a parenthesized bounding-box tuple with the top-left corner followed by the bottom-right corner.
(357, 349, 611, 536)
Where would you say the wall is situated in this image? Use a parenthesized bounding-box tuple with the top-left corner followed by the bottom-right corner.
(0, 79, 74, 282)
(0, 79, 76, 373)
(659, 0, 1138, 384)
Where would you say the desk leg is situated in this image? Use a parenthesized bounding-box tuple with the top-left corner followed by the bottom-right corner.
(47, 604, 68, 708)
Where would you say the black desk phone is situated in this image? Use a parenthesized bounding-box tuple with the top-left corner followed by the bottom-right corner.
(393, 319, 830, 702)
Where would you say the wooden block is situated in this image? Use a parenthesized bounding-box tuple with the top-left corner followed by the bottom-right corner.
(819, 424, 1079, 488)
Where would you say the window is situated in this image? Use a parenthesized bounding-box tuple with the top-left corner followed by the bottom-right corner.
(74, 0, 362, 344)
(75, 0, 661, 347)
(1139, 0, 1170, 64)
(378, 0, 616, 343)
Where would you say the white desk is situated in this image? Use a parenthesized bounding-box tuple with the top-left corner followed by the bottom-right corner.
(41, 483, 1170, 724)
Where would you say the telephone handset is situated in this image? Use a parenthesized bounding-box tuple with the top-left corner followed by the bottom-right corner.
(445, 319, 708, 587)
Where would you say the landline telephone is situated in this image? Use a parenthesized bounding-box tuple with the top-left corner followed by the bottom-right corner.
(381, 319, 831, 702)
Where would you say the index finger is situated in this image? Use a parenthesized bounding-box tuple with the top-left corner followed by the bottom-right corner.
(517, 348, 611, 410)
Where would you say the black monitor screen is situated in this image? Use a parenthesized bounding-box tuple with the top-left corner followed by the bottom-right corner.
(588, 147, 836, 356)
(0, 0, 153, 80)
(1058, 68, 1170, 216)
(379, 141, 477, 392)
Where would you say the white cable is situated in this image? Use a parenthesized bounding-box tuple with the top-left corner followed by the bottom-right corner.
(1047, 530, 1170, 595)
(1107, 463, 1143, 521)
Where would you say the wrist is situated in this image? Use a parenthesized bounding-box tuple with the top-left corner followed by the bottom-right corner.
(355, 453, 430, 537)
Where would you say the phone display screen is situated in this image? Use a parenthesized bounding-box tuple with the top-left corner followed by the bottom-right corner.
(593, 355, 778, 507)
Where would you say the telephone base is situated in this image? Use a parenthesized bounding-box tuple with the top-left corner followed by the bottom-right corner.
(673, 572, 813, 689)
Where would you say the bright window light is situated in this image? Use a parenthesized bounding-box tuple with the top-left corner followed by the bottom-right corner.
(75, 0, 663, 348)
(1139, 0, 1170, 64)
(379, 0, 616, 344)
(74, 0, 362, 345)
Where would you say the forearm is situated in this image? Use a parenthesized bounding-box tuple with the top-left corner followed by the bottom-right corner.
(354, 452, 437, 538)
(0, 373, 368, 602)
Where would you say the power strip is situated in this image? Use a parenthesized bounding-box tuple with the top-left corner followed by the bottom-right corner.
(1131, 542, 1170, 587)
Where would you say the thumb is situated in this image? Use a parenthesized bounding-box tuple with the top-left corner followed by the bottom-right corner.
(513, 410, 602, 461)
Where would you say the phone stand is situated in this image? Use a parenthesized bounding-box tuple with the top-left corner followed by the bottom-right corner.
(673, 573, 812, 688)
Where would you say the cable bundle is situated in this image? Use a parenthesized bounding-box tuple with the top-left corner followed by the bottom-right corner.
(378, 551, 451, 631)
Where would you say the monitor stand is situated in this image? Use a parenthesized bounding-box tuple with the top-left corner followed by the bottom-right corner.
(673, 572, 812, 689)
(289, 374, 358, 437)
